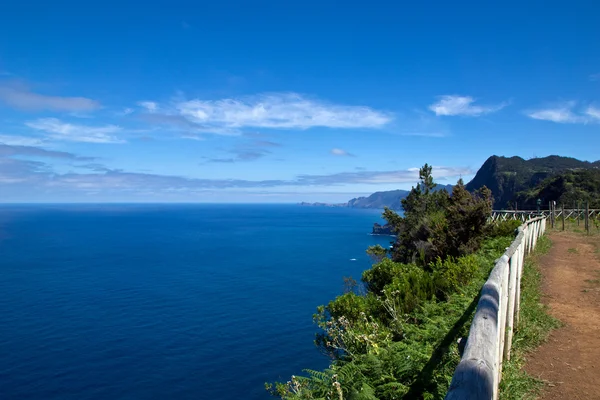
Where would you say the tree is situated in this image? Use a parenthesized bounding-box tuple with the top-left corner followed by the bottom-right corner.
(380, 166, 491, 266)
(445, 180, 493, 257)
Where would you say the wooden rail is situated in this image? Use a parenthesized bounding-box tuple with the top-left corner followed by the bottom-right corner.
(446, 216, 547, 400)
(490, 209, 598, 222)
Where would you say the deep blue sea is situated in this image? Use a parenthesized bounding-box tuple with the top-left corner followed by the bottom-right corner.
(0, 204, 392, 400)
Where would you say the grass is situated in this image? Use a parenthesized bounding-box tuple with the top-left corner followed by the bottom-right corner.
(499, 236, 561, 400)
(553, 218, 600, 236)
(568, 247, 578, 254)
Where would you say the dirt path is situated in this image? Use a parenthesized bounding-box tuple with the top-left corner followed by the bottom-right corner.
(525, 231, 600, 399)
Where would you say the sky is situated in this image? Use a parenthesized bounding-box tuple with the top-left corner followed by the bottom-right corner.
(0, 0, 599, 203)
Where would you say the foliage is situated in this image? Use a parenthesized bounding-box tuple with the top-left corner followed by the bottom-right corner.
(269, 163, 513, 400)
(366, 245, 388, 263)
(270, 236, 513, 399)
(465, 154, 600, 208)
(445, 181, 493, 258)
(514, 168, 600, 209)
(489, 219, 521, 238)
(388, 167, 492, 266)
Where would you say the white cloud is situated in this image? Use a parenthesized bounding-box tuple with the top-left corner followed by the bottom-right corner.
(0, 84, 100, 111)
(296, 166, 471, 185)
(0, 158, 471, 196)
(526, 102, 600, 124)
(585, 106, 600, 120)
(137, 101, 158, 112)
(0, 143, 95, 160)
(155, 93, 392, 133)
(429, 95, 507, 117)
(25, 118, 124, 143)
(330, 148, 355, 157)
(0, 135, 45, 146)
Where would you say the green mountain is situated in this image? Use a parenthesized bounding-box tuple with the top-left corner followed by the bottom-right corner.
(514, 169, 600, 208)
(347, 189, 409, 210)
(300, 185, 454, 210)
(466, 155, 600, 208)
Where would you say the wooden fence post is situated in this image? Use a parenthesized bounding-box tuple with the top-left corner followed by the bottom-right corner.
(498, 256, 510, 386)
(586, 201, 590, 235)
(504, 249, 519, 360)
(514, 242, 524, 325)
(562, 204, 565, 231)
(537, 219, 540, 248)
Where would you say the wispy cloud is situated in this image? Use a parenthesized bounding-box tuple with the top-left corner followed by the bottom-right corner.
(590, 73, 600, 81)
(0, 149, 471, 198)
(207, 151, 268, 163)
(526, 101, 600, 124)
(253, 140, 282, 147)
(0, 134, 45, 146)
(120, 107, 134, 116)
(205, 139, 282, 163)
(295, 166, 471, 185)
(585, 105, 600, 120)
(140, 93, 392, 135)
(139, 113, 203, 132)
(330, 148, 355, 157)
(429, 95, 507, 117)
(0, 83, 100, 112)
(0, 143, 95, 160)
(137, 101, 158, 112)
(26, 118, 124, 143)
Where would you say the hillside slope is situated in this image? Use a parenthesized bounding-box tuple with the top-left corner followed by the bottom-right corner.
(514, 169, 600, 208)
(466, 155, 600, 208)
(347, 189, 410, 209)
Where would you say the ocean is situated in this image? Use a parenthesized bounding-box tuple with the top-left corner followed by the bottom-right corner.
(0, 204, 392, 399)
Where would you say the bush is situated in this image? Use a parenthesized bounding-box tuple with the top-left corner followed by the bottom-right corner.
(269, 165, 506, 399)
(489, 219, 521, 238)
(431, 254, 479, 298)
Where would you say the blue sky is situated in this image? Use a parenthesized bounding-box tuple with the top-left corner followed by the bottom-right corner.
(0, 0, 599, 202)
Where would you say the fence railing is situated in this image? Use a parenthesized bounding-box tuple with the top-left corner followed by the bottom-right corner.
(445, 216, 547, 400)
(490, 209, 598, 222)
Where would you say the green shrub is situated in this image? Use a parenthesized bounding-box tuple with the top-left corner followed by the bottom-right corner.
(269, 164, 513, 399)
(489, 219, 521, 238)
(431, 254, 479, 298)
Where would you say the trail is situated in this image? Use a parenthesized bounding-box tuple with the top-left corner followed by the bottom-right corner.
(524, 231, 600, 399)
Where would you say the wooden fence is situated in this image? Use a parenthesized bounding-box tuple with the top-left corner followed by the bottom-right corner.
(490, 209, 598, 222)
(445, 216, 547, 400)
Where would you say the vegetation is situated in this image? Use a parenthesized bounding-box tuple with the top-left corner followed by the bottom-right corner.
(267, 164, 520, 399)
(513, 169, 600, 209)
(465, 155, 600, 208)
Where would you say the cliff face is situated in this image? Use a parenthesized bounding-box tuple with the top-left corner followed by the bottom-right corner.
(347, 190, 409, 210)
(300, 185, 454, 210)
(371, 223, 395, 235)
(466, 155, 600, 208)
